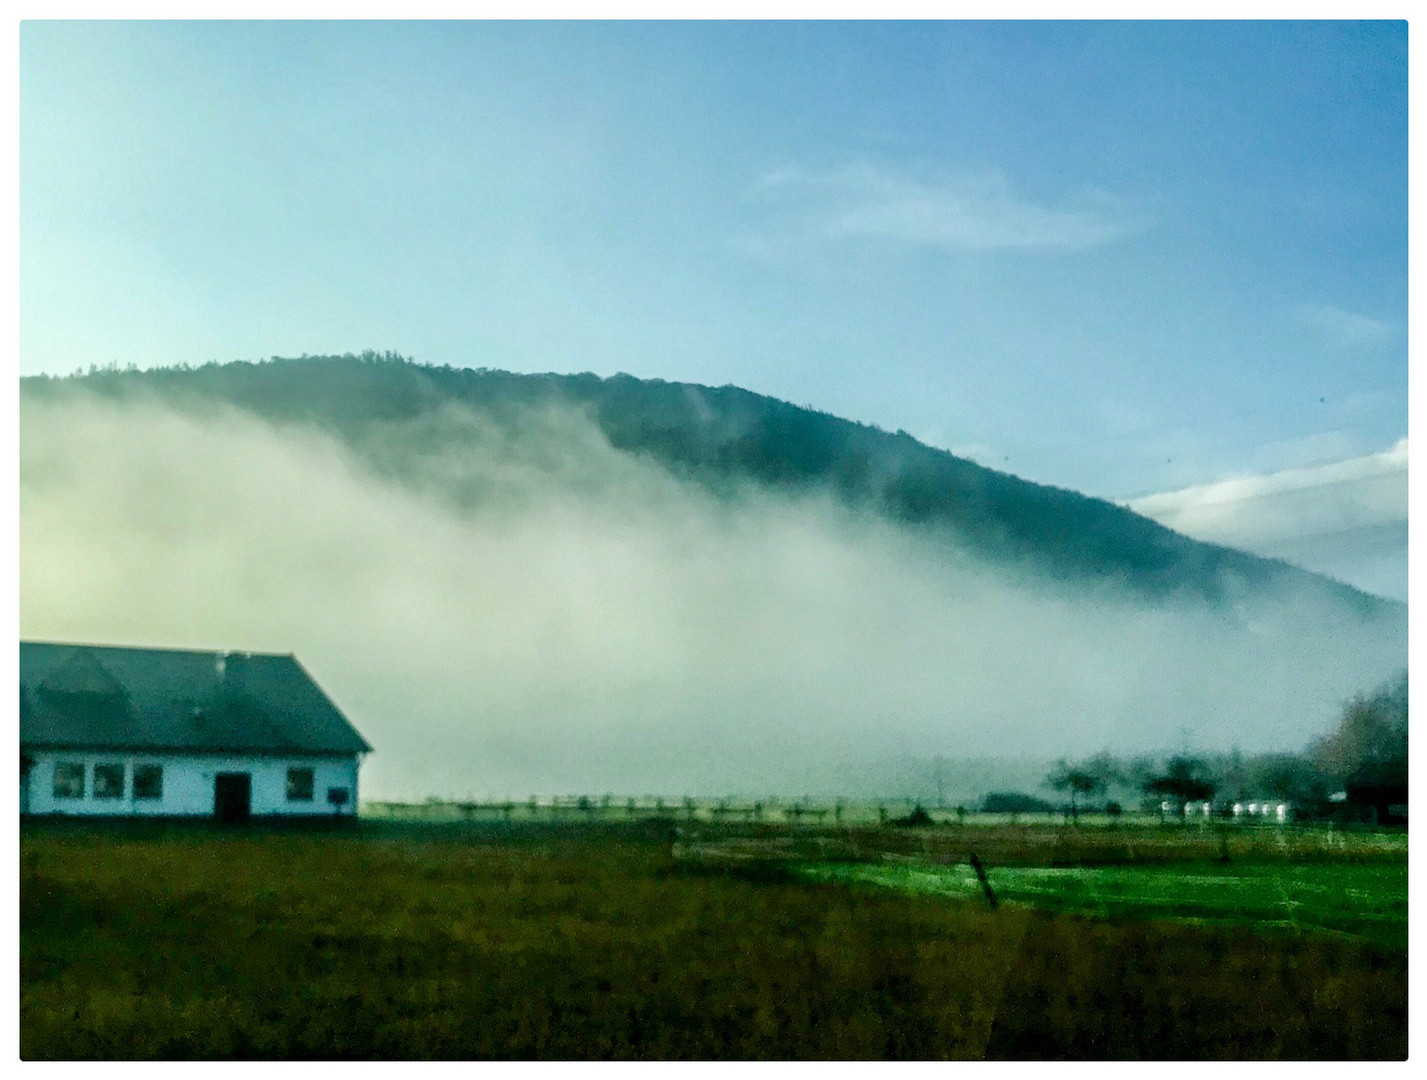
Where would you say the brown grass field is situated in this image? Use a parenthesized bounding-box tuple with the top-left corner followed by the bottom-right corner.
(20, 816, 1408, 1060)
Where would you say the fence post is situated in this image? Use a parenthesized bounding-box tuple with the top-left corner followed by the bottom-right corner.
(968, 853, 998, 909)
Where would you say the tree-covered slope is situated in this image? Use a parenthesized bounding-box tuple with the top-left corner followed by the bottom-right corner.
(19, 352, 1397, 616)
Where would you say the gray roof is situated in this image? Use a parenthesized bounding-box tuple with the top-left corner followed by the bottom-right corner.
(20, 642, 371, 756)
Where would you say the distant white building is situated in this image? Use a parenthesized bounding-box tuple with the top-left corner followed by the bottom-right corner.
(20, 642, 371, 821)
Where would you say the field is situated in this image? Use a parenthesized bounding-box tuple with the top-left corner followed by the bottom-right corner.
(20, 814, 1407, 1060)
(794, 861, 1407, 949)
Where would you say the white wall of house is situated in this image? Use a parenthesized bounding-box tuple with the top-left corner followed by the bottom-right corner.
(21, 750, 361, 818)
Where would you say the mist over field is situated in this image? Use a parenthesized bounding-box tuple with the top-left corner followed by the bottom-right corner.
(19, 385, 1406, 801)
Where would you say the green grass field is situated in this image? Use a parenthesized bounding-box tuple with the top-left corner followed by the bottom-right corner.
(20, 818, 1408, 1060)
(793, 860, 1407, 950)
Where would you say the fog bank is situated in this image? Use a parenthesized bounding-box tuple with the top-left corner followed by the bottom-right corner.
(20, 391, 1406, 800)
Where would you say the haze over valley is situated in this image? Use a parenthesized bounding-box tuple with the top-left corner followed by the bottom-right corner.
(19, 357, 1405, 802)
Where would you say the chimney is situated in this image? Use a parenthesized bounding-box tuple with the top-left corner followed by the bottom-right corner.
(217, 651, 251, 702)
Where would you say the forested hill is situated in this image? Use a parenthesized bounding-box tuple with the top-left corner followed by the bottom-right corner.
(20, 352, 1397, 616)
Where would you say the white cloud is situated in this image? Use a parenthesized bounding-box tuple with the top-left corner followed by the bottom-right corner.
(755, 164, 1138, 253)
(1296, 304, 1397, 350)
(1128, 440, 1408, 600)
(1244, 430, 1359, 474)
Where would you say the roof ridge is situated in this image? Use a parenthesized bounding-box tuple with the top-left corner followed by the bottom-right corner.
(21, 640, 293, 659)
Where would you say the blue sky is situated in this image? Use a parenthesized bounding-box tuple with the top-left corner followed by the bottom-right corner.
(18, 21, 1409, 598)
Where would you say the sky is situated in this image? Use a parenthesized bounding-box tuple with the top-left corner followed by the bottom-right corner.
(17, 20, 1409, 599)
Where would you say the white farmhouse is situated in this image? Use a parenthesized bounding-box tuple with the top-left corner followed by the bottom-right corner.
(20, 641, 371, 821)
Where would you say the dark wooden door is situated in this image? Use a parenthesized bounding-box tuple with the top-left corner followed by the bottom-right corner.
(214, 772, 251, 823)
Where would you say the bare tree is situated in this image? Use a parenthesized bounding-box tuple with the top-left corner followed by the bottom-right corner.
(1142, 755, 1215, 815)
(1046, 754, 1121, 821)
(1309, 671, 1407, 786)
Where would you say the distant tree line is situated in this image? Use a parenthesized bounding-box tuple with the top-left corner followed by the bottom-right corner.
(1031, 670, 1407, 818)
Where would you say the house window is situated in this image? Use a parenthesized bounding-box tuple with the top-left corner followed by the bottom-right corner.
(53, 762, 85, 799)
(93, 763, 125, 799)
(327, 787, 349, 808)
(287, 767, 314, 801)
(133, 764, 163, 800)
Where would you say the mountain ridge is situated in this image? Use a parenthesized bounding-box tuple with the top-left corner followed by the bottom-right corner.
(21, 352, 1398, 617)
